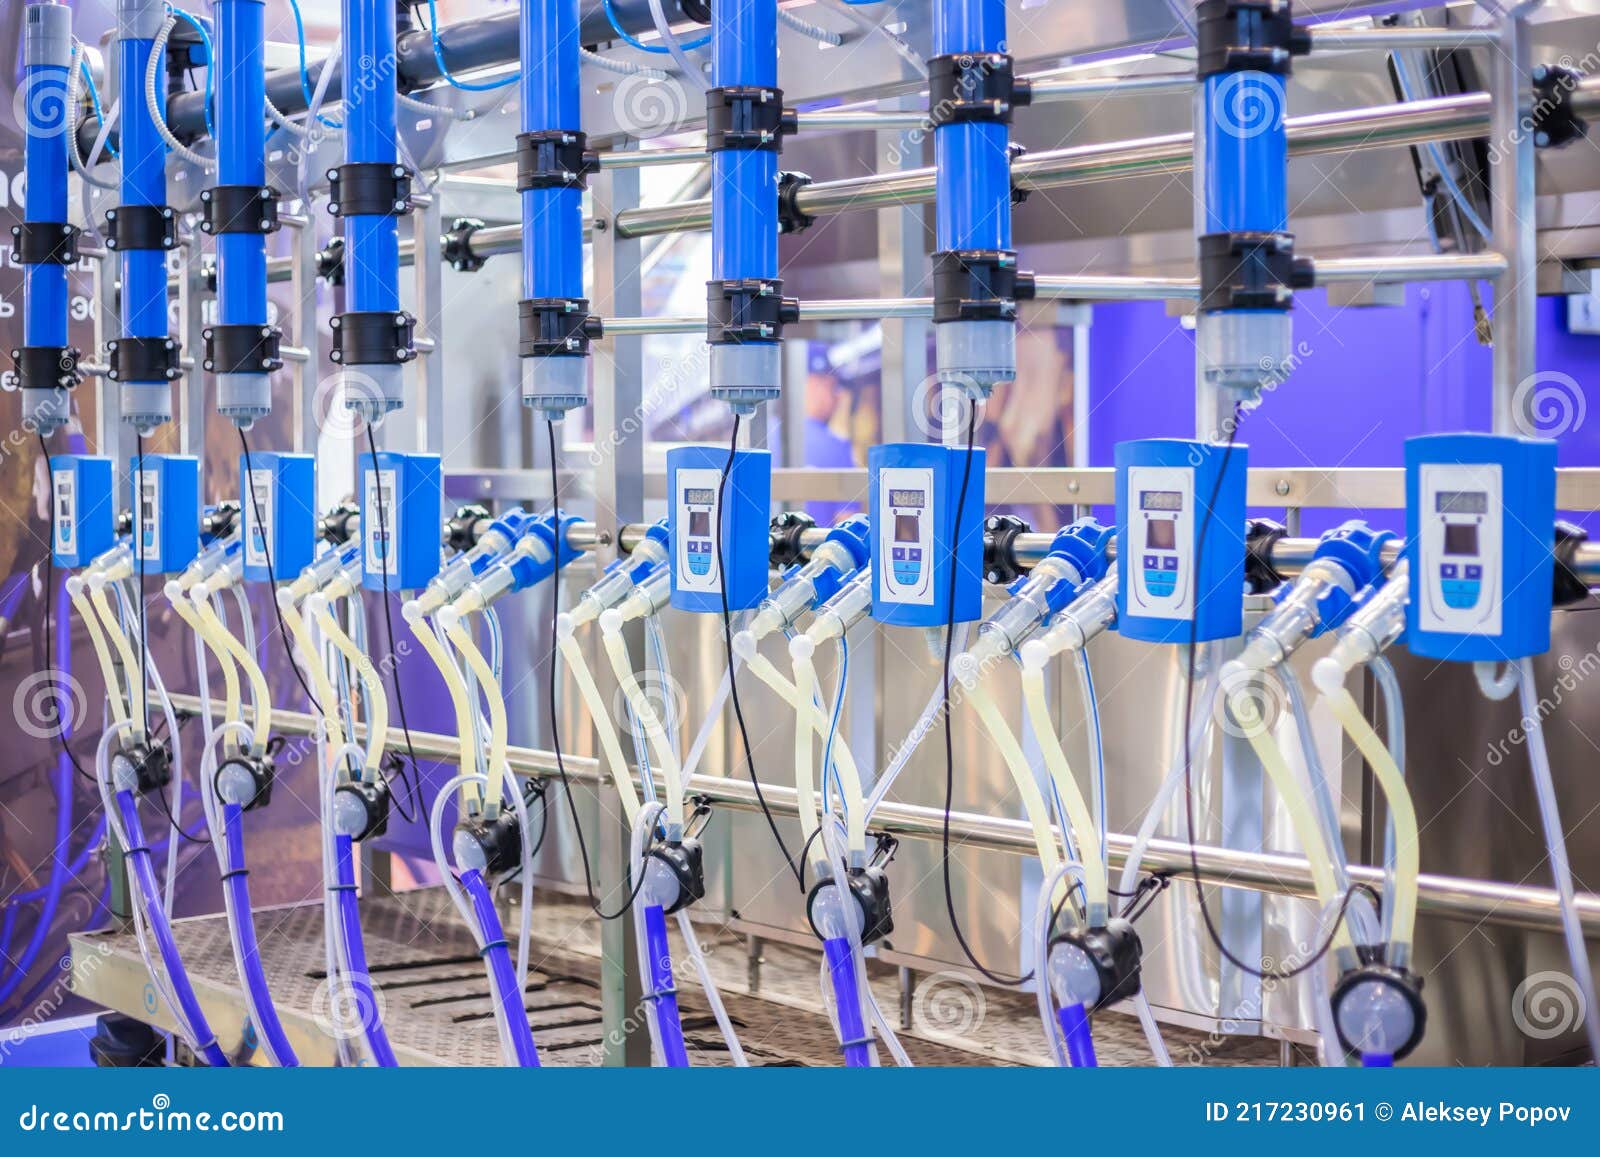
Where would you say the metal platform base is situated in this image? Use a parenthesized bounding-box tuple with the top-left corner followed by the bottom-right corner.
(69, 888, 1281, 1066)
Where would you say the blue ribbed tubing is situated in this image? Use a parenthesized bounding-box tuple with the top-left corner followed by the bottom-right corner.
(823, 936, 872, 1067)
(214, 1, 268, 330)
(522, 0, 583, 301)
(22, 33, 69, 350)
(116, 791, 231, 1067)
(711, 0, 777, 283)
(342, 0, 400, 315)
(932, 0, 1011, 254)
(1058, 1001, 1099, 1067)
(117, 33, 169, 361)
(460, 867, 540, 1067)
(222, 803, 298, 1065)
(643, 904, 689, 1067)
(333, 834, 398, 1066)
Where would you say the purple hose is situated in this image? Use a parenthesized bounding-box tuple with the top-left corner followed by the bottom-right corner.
(1058, 1001, 1098, 1067)
(221, 803, 298, 1065)
(333, 835, 398, 1066)
(460, 867, 539, 1067)
(115, 791, 230, 1067)
(823, 936, 872, 1068)
(1362, 1052, 1394, 1067)
(643, 904, 688, 1067)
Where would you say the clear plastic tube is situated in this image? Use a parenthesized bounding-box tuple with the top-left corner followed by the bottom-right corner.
(1017, 659, 1107, 920)
(1278, 662, 1354, 900)
(554, 616, 642, 823)
(401, 601, 482, 810)
(790, 635, 866, 860)
(599, 610, 685, 835)
(311, 596, 388, 778)
(1515, 657, 1600, 1060)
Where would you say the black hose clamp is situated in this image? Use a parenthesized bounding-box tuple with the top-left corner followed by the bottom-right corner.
(1008, 142, 1031, 205)
(1195, 0, 1312, 79)
(329, 311, 416, 366)
(442, 218, 487, 273)
(200, 184, 282, 236)
(9, 345, 83, 392)
(927, 52, 1033, 127)
(705, 85, 797, 153)
(707, 277, 799, 345)
(327, 162, 413, 218)
(1330, 949, 1427, 1060)
(203, 324, 283, 376)
(1198, 231, 1314, 312)
(769, 510, 818, 569)
(930, 248, 1034, 324)
(106, 336, 182, 383)
(446, 504, 494, 555)
(1552, 520, 1591, 608)
(516, 129, 601, 191)
(518, 297, 602, 359)
(11, 221, 81, 266)
(1244, 517, 1288, 593)
(778, 171, 815, 234)
(1530, 64, 1589, 150)
(202, 501, 241, 543)
(983, 513, 1033, 585)
(104, 204, 178, 252)
(320, 501, 361, 546)
(1048, 919, 1144, 1012)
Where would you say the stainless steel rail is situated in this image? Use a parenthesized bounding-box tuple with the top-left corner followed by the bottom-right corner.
(169, 696, 1600, 939)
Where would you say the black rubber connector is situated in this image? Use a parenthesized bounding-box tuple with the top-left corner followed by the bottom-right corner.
(1195, 0, 1312, 79)
(806, 865, 895, 947)
(1198, 231, 1314, 313)
(1048, 919, 1144, 1012)
(9, 345, 82, 392)
(1530, 64, 1589, 150)
(769, 511, 818, 569)
(707, 277, 799, 344)
(443, 218, 487, 273)
(200, 184, 282, 235)
(515, 129, 601, 191)
(327, 162, 413, 218)
(705, 86, 797, 153)
(931, 248, 1034, 324)
(927, 52, 1032, 127)
(203, 324, 283, 375)
(983, 513, 1033, 585)
(106, 336, 182, 383)
(1244, 517, 1289, 594)
(518, 297, 602, 359)
(11, 221, 81, 266)
(104, 204, 178, 252)
(329, 311, 416, 366)
(1552, 521, 1591, 608)
(778, 171, 815, 234)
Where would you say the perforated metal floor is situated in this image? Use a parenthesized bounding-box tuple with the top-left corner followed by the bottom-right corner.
(70, 888, 1281, 1067)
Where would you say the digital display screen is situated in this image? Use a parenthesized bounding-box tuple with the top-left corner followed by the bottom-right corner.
(1443, 523, 1479, 556)
(689, 511, 710, 538)
(1141, 490, 1183, 512)
(895, 514, 920, 543)
(1146, 519, 1176, 551)
(1436, 490, 1488, 515)
(889, 489, 925, 509)
(683, 488, 716, 506)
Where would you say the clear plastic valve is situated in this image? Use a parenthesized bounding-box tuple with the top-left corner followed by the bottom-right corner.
(805, 567, 873, 644)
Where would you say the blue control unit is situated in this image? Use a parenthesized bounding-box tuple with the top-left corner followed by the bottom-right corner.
(130, 454, 200, 575)
(359, 451, 441, 592)
(1405, 433, 1557, 662)
(1115, 438, 1247, 643)
(50, 455, 116, 568)
(667, 445, 771, 613)
(240, 452, 317, 584)
(868, 443, 985, 627)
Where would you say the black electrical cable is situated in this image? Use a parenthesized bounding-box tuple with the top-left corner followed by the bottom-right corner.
(363, 423, 424, 824)
(717, 414, 804, 889)
(1179, 406, 1366, 981)
(37, 436, 97, 786)
(938, 400, 1032, 986)
(134, 434, 150, 738)
(544, 418, 649, 920)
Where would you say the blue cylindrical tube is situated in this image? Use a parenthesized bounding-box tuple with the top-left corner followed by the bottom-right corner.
(223, 803, 298, 1066)
(342, 0, 400, 316)
(1202, 72, 1287, 235)
(334, 835, 398, 1066)
(460, 867, 541, 1067)
(930, 0, 1017, 391)
(214, 0, 272, 421)
(708, 0, 781, 411)
(519, 0, 588, 415)
(22, 7, 70, 354)
(116, 1, 175, 430)
(642, 904, 689, 1067)
(116, 791, 231, 1067)
(822, 935, 872, 1068)
(1058, 1001, 1099, 1067)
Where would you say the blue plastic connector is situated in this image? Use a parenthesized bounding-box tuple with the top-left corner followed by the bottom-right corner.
(1290, 520, 1397, 635)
